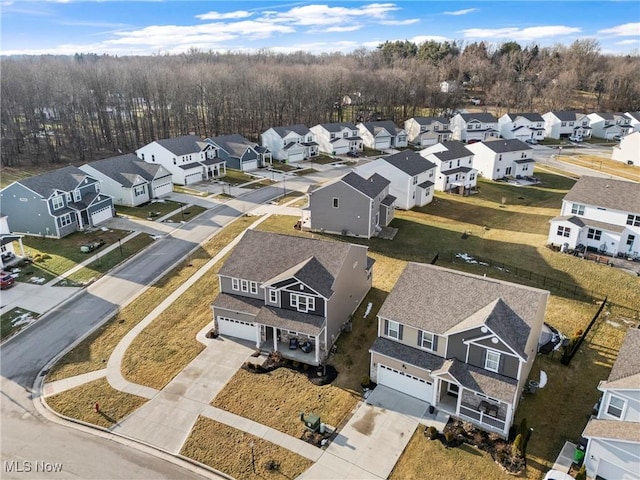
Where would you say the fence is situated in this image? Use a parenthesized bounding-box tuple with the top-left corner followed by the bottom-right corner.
(561, 297, 608, 366)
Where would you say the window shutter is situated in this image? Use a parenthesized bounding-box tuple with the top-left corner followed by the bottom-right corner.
(498, 354, 505, 373)
(384, 320, 389, 336)
(417, 331, 422, 346)
(433, 335, 438, 351)
(398, 324, 404, 340)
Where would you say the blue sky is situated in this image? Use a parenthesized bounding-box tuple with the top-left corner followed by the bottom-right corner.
(1, 1, 638, 56)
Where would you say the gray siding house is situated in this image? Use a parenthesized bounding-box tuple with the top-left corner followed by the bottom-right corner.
(369, 263, 548, 437)
(0, 166, 114, 238)
(302, 171, 396, 238)
(206, 134, 272, 171)
(211, 230, 374, 365)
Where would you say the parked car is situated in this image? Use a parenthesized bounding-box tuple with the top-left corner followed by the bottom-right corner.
(0, 271, 15, 290)
(525, 138, 538, 145)
(568, 135, 582, 142)
(470, 98, 482, 106)
(467, 139, 481, 144)
(346, 150, 359, 158)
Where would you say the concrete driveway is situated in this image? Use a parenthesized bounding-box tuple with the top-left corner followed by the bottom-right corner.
(299, 386, 429, 479)
(0, 282, 81, 316)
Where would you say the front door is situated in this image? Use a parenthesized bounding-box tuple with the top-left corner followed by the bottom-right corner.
(505, 167, 512, 176)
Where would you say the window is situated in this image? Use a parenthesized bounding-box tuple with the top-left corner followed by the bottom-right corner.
(330, 133, 335, 139)
(250, 281, 258, 294)
(386, 320, 401, 339)
(173, 159, 177, 165)
(627, 235, 636, 246)
(269, 289, 278, 303)
(231, 278, 240, 291)
(606, 395, 625, 418)
(332, 197, 339, 208)
(51, 195, 64, 210)
(569, 121, 574, 126)
(587, 228, 602, 241)
(151, 155, 155, 162)
(498, 154, 502, 161)
(59, 213, 72, 227)
(240, 279, 249, 292)
(571, 204, 585, 215)
(557, 226, 571, 237)
(485, 350, 500, 372)
(290, 293, 315, 312)
(420, 331, 435, 350)
(627, 215, 640, 227)
(412, 176, 418, 185)
(134, 185, 146, 197)
(141, 153, 145, 160)
(469, 173, 476, 181)
(561, 122, 567, 127)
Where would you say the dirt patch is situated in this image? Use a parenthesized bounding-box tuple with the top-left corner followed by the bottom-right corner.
(352, 407, 381, 436)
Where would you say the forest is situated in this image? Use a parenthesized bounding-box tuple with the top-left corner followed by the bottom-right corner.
(1, 38, 639, 168)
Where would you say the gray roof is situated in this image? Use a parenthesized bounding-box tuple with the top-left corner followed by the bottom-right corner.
(318, 122, 358, 132)
(178, 161, 203, 170)
(212, 292, 263, 315)
(583, 418, 640, 443)
(17, 166, 94, 198)
(479, 139, 532, 153)
(378, 263, 547, 340)
(550, 215, 585, 227)
(156, 135, 206, 156)
(626, 111, 640, 122)
(254, 305, 324, 336)
(381, 194, 397, 206)
(446, 359, 518, 404)
(602, 328, 640, 390)
(370, 336, 446, 371)
(207, 134, 256, 158)
(442, 166, 473, 175)
(360, 121, 404, 136)
(341, 172, 390, 199)
(426, 141, 473, 162)
(418, 180, 434, 189)
(410, 117, 449, 126)
(383, 150, 436, 176)
(564, 176, 640, 214)
(271, 124, 311, 138)
(85, 154, 165, 187)
(458, 113, 498, 123)
(218, 230, 361, 299)
(550, 111, 584, 122)
(504, 112, 544, 122)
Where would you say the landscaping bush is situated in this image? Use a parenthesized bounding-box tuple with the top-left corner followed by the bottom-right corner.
(444, 431, 456, 447)
(511, 433, 524, 458)
(424, 426, 439, 440)
(360, 375, 371, 389)
(575, 464, 586, 480)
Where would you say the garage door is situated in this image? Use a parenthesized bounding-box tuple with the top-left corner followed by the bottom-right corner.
(241, 160, 258, 171)
(217, 316, 255, 341)
(377, 364, 433, 401)
(288, 151, 304, 163)
(598, 458, 637, 480)
(333, 146, 348, 155)
(374, 139, 390, 150)
(153, 181, 173, 197)
(184, 172, 202, 185)
(91, 206, 113, 225)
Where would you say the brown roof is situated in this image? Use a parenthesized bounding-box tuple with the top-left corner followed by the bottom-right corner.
(583, 418, 640, 443)
(602, 327, 640, 390)
(564, 176, 640, 213)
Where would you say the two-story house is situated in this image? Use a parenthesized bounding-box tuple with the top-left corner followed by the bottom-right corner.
(79, 154, 173, 207)
(0, 166, 114, 238)
(404, 117, 452, 147)
(0, 215, 26, 269)
(420, 141, 477, 194)
(369, 262, 548, 437)
(301, 171, 396, 238)
(466, 139, 534, 180)
(205, 134, 272, 171)
(542, 111, 592, 140)
(260, 124, 318, 163)
(211, 230, 374, 366)
(357, 121, 408, 151)
(547, 176, 640, 257)
(354, 150, 436, 210)
(450, 113, 499, 143)
(587, 112, 632, 140)
(581, 327, 640, 480)
(498, 113, 546, 143)
(624, 112, 640, 133)
(309, 122, 362, 156)
(612, 131, 640, 166)
(136, 135, 226, 185)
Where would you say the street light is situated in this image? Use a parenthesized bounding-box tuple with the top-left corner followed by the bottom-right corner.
(283, 175, 287, 198)
(249, 441, 256, 473)
(118, 238, 123, 256)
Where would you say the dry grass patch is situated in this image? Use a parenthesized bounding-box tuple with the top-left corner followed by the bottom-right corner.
(211, 368, 357, 437)
(181, 417, 313, 480)
(46, 378, 147, 429)
(558, 154, 640, 182)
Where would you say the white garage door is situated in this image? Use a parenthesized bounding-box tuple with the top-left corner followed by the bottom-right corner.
(288, 151, 304, 163)
(184, 172, 202, 185)
(91, 206, 113, 225)
(241, 160, 258, 171)
(217, 316, 255, 341)
(598, 458, 637, 480)
(377, 364, 433, 401)
(153, 181, 173, 197)
(374, 139, 390, 150)
(333, 146, 348, 155)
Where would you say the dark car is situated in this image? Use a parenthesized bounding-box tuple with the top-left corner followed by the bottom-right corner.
(346, 150, 359, 157)
(0, 271, 15, 290)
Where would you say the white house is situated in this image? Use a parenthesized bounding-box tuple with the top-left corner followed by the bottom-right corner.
(440, 80, 458, 93)
(309, 122, 362, 156)
(205, 134, 271, 172)
(353, 150, 436, 210)
(498, 113, 545, 142)
(547, 176, 640, 257)
(612, 132, 640, 166)
(0, 215, 25, 269)
(404, 117, 452, 147)
(260, 124, 318, 163)
(542, 111, 592, 140)
(357, 121, 408, 151)
(582, 328, 640, 480)
(466, 139, 534, 180)
(624, 112, 640, 133)
(450, 113, 499, 143)
(136, 135, 226, 185)
(587, 113, 632, 140)
(420, 141, 477, 193)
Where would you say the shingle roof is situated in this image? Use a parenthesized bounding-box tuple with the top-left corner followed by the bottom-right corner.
(207, 134, 256, 158)
(177, 161, 203, 170)
(424, 141, 473, 162)
(318, 122, 358, 132)
(550, 215, 585, 227)
(212, 292, 263, 315)
(625, 111, 640, 122)
(18, 166, 92, 198)
(271, 124, 311, 138)
(563, 176, 640, 214)
(458, 113, 498, 123)
(255, 305, 324, 336)
(550, 111, 584, 122)
(505, 112, 544, 123)
(410, 117, 449, 126)
(341, 172, 390, 199)
(447, 359, 518, 404)
(381, 194, 397, 206)
(583, 418, 640, 443)
(378, 263, 547, 341)
(602, 328, 640, 390)
(383, 150, 436, 176)
(478, 139, 532, 153)
(218, 230, 361, 299)
(84, 154, 164, 187)
(370, 336, 446, 372)
(360, 121, 403, 136)
(155, 135, 206, 156)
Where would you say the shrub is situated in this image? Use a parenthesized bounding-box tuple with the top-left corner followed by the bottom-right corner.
(518, 418, 527, 437)
(360, 375, 370, 388)
(444, 431, 456, 446)
(263, 459, 280, 472)
(511, 433, 524, 458)
(425, 426, 439, 440)
(575, 464, 586, 480)
(292, 361, 300, 369)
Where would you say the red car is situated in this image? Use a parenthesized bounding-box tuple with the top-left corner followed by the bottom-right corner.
(0, 271, 15, 289)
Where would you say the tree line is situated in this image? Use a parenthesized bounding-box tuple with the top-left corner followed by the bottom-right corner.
(1, 39, 638, 168)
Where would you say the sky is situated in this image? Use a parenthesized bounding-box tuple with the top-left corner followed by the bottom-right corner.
(1, 1, 639, 57)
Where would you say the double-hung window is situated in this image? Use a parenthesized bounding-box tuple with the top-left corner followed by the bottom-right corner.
(249, 281, 258, 294)
(485, 350, 500, 372)
(387, 321, 400, 339)
(240, 279, 249, 292)
(587, 228, 602, 241)
(269, 289, 278, 303)
(606, 395, 625, 418)
(52, 196, 64, 211)
(291, 293, 315, 313)
(627, 215, 640, 227)
(231, 278, 240, 291)
(571, 204, 585, 215)
(421, 331, 435, 350)
(557, 226, 571, 237)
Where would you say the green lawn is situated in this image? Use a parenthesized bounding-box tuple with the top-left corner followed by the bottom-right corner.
(115, 200, 184, 221)
(161, 205, 207, 223)
(218, 169, 258, 185)
(0, 307, 39, 340)
(269, 163, 298, 172)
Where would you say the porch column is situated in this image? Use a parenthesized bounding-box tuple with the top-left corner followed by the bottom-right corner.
(315, 336, 320, 364)
(255, 324, 261, 350)
(17, 238, 26, 257)
(273, 329, 278, 351)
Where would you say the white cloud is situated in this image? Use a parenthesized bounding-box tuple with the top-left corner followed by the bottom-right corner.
(312, 25, 364, 33)
(461, 25, 581, 41)
(411, 35, 450, 44)
(60, 20, 130, 28)
(261, 3, 400, 26)
(598, 23, 640, 36)
(379, 19, 419, 26)
(615, 39, 639, 45)
(196, 10, 253, 20)
(443, 8, 477, 16)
